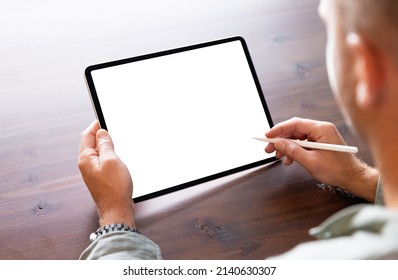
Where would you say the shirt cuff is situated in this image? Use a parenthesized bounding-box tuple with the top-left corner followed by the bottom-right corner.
(80, 231, 162, 260)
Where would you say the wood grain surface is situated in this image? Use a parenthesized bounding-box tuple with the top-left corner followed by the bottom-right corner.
(0, 0, 371, 259)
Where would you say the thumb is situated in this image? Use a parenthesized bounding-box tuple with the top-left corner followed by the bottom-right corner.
(274, 139, 310, 166)
(96, 129, 115, 156)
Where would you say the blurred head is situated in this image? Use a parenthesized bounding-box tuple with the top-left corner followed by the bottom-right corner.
(319, 0, 398, 143)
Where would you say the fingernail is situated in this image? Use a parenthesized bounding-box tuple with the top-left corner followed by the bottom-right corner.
(96, 129, 109, 139)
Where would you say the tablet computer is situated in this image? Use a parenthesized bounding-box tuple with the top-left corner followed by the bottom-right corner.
(85, 36, 276, 202)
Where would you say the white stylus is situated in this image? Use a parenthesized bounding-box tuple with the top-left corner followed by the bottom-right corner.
(253, 137, 358, 154)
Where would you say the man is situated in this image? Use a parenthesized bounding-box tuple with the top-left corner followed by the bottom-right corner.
(78, 0, 398, 259)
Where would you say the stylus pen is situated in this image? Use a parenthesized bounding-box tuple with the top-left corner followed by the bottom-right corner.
(253, 137, 358, 154)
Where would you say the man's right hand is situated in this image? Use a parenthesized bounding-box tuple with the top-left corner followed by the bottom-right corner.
(264, 117, 379, 202)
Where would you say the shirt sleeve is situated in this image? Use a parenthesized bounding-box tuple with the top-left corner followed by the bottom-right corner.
(268, 205, 398, 260)
(79, 231, 162, 260)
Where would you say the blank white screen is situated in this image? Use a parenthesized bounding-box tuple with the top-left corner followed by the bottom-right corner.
(90, 39, 274, 199)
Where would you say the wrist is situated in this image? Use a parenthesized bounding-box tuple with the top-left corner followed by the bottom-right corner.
(98, 205, 136, 228)
(341, 160, 379, 202)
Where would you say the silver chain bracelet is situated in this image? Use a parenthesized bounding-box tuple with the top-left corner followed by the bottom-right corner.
(89, 223, 142, 242)
(317, 183, 357, 199)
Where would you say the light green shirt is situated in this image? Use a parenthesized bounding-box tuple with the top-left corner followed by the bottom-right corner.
(80, 231, 162, 260)
(270, 204, 398, 259)
(375, 177, 385, 205)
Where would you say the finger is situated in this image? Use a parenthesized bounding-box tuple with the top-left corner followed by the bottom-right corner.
(284, 156, 294, 166)
(274, 139, 313, 168)
(266, 118, 318, 139)
(276, 131, 308, 141)
(80, 120, 100, 153)
(265, 143, 284, 159)
(96, 129, 116, 160)
(78, 121, 101, 173)
(265, 143, 275, 153)
(276, 150, 284, 159)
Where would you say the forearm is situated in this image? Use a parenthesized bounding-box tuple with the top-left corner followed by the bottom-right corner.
(340, 159, 379, 203)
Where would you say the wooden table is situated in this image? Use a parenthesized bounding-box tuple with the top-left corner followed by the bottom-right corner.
(0, 0, 372, 259)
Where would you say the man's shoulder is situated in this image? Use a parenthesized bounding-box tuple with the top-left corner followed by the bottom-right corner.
(269, 204, 398, 260)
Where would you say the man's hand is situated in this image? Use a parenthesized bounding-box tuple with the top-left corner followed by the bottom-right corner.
(265, 117, 379, 202)
(78, 121, 135, 227)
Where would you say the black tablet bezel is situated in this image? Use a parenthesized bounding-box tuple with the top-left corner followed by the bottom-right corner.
(85, 36, 277, 202)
